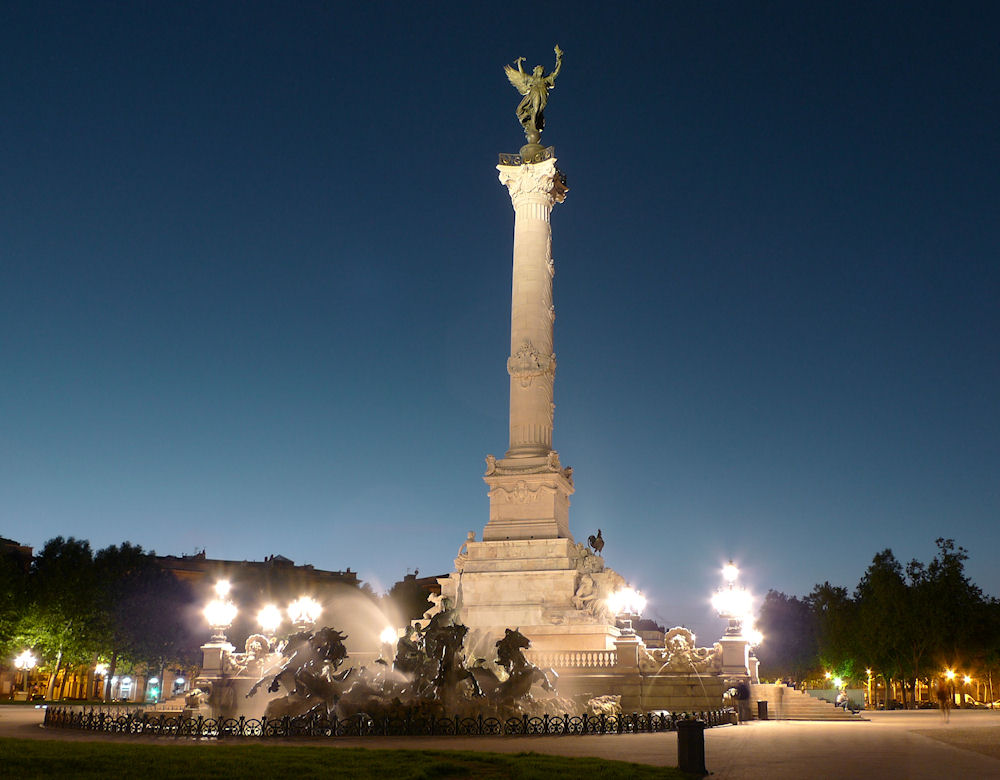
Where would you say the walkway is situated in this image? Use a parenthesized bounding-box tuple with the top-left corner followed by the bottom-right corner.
(2, 706, 999, 778)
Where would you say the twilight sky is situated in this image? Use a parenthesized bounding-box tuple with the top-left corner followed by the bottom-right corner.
(2, 1, 998, 641)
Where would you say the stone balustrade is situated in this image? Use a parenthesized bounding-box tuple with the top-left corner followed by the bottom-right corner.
(525, 649, 618, 669)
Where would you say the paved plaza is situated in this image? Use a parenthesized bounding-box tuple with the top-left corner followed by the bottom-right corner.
(2, 706, 999, 778)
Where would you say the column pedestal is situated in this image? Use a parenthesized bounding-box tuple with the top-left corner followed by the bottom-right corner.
(718, 635, 750, 678)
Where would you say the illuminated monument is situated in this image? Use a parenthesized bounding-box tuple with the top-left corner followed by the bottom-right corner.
(433, 47, 629, 657)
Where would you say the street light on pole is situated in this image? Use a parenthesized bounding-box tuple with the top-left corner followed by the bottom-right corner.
(257, 604, 283, 641)
(711, 562, 752, 637)
(606, 587, 647, 635)
(287, 596, 322, 631)
(203, 580, 238, 642)
(14, 651, 36, 698)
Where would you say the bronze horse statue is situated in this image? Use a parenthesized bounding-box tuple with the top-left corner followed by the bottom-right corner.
(247, 627, 354, 717)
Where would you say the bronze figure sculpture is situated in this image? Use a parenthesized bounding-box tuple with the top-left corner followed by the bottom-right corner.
(505, 45, 563, 147)
(588, 528, 604, 555)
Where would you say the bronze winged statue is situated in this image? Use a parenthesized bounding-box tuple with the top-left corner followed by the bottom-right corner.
(505, 45, 563, 146)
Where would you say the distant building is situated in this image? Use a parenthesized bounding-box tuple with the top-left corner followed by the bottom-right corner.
(0, 536, 33, 570)
(157, 551, 364, 651)
(158, 550, 359, 595)
(385, 571, 443, 624)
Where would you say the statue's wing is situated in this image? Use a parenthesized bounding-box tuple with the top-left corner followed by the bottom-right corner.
(504, 64, 531, 96)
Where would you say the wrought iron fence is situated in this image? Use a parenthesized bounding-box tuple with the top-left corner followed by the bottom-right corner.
(44, 705, 736, 738)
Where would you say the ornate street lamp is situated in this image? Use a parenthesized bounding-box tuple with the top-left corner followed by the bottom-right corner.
(287, 596, 322, 630)
(607, 587, 647, 635)
(203, 580, 238, 642)
(257, 604, 283, 639)
(14, 650, 37, 697)
(711, 561, 752, 636)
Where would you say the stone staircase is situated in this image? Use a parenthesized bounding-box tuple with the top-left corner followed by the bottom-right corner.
(750, 684, 864, 721)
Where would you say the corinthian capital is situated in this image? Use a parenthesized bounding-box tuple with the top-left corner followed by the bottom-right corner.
(497, 158, 568, 207)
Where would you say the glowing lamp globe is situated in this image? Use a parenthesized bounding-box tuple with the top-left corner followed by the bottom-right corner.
(204, 598, 237, 641)
(288, 596, 322, 627)
(14, 651, 36, 671)
(607, 587, 646, 618)
(380, 627, 398, 645)
(257, 604, 283, 635)
(711, 586, 752, 620)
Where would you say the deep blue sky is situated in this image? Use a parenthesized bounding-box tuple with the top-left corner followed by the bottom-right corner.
(2, 2, 998, 641)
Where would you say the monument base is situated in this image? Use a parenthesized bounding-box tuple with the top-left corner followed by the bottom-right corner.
(431, 534, 626, 660)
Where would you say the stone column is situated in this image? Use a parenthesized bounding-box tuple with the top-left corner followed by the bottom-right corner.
(483, 157, 573, 542)
(497, 157, 567, 458)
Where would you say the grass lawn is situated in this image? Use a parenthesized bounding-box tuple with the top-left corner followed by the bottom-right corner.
(0, 738, 687, 779)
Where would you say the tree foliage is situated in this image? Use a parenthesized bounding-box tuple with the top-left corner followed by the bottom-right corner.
(756, 590, 819, 680)
(758, 539, 996, 707)
(6, 537, 199, 697)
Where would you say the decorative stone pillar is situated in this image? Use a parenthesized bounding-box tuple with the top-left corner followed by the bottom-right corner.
(614, 633, 644, 711)
(498, 156, 567, 458)
(718, 635, 750, 678)
(483, 156, 573, 542)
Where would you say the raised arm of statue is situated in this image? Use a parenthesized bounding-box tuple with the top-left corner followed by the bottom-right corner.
(546, 45, 563, 86)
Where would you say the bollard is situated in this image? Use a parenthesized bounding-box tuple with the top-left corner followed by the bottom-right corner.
(676, 718, 707, 775)
(757, 700, 768, 720)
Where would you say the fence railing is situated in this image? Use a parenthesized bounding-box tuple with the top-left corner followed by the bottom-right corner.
(44, 705, 736, 738)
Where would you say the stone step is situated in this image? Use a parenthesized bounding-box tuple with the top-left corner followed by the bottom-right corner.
(750, 684, 862, 721)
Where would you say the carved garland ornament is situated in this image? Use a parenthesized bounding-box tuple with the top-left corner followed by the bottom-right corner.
(490, 480, 543, 504)
(507, 340, 555, 388)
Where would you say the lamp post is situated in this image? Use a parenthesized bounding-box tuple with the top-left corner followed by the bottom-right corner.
(95, 663, 109, 700)
(711, 561, 753, 678)
(14, 651, 36, 699)
(607, 587, 647, 635)
(711, 562, 752, 637)
(200, 580, 238, 681)
(203, 580, 238, 643)
(257, 604, 283, 645)
(287, 596, 322, 631)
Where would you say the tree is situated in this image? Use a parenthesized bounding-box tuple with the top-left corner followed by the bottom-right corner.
(909, 538, 987, 696)
(851, 549, 913, 705)
(95, 543, 200, 699)
(807, 582, 859, 680)
(0, 544, 30, 659)
(756, 590, 819, 681)
(18, 537, 104, 699)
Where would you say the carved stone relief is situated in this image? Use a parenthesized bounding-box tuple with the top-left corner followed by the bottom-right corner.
(507, 340, 555, 388)
(638, 626, 724, 674)
(497, 158, 567, 206)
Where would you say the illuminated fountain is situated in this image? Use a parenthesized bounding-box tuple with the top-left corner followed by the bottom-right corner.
(194, 588, 572, 721)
